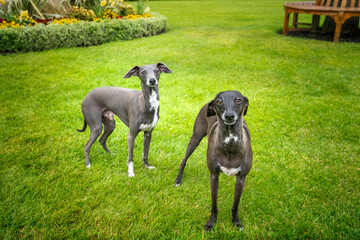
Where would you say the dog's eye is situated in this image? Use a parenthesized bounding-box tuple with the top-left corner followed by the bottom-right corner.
(216, 99, 222, 105)
(235, 99, 242, 104)
(141, 71, 147, 75)
(154, 70, 160, 74)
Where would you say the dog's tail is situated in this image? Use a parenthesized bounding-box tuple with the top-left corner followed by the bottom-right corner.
(77, 119, 87, 132)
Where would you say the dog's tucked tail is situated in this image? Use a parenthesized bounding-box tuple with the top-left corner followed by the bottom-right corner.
(77, 119, 87, 132)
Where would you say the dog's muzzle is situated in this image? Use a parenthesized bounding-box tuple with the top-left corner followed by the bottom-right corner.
(148, 78, 158, 87)
(222, 112, 238, 125)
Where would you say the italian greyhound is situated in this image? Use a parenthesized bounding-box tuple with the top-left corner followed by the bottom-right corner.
(77, 63, 172, 177)
(175, 91, 252, 231)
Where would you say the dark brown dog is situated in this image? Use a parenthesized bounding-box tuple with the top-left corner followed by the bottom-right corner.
(175, 91, 253, 231)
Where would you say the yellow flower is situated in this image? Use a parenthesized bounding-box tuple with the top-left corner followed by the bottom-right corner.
(0, 0, 6, 5)
(124, 13, 154, 20)
(111, 1, 115, 6)
(20, 10, 28, 17)
(100, 0, 106, 6)
(52, 18, 79, 25)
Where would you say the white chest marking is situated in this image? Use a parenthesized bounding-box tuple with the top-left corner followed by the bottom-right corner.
(140, 91, 159, 131)
(224, 132, 239, 144)
(219, 164, 241, 176)
(148, 91, 159, 110)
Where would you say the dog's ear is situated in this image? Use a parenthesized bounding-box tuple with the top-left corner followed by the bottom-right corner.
(157, 63, 172, 73)
(123, 66, 140, 78)
(243, 97, 249, 116)
(207, 100, 216, 117)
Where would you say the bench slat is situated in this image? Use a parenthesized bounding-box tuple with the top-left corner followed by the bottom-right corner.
(326, 0, 332, 7)
(334, 0, 340, 7)
(350, 0, 356, 7)
(285, 1, 360, 10)
(341, 0, 347, 7)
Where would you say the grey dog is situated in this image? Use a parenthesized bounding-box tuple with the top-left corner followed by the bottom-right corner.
(77, 63, 172, 177)
(175, 91, 253, 231)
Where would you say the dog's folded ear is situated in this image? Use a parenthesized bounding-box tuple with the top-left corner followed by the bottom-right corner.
(123, 66, 140, 78)
(243, 97, 249, 116)
(157, 63, 172, 73)
(207, 100, 216, 117)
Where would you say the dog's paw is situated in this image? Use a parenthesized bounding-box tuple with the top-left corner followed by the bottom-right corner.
(239, 224, 245, 231)
(232, 219, 244, 231)
(204, 224, 214, 232)
(145, 165, 155, 169)
(86, 164, 91, 168)
(204, 219, 216, 232)
(128, 172, 135, 177)
(175, 179, 182, 187)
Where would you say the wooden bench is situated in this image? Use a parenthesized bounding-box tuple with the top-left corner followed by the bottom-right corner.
(282, 0, 360, 42)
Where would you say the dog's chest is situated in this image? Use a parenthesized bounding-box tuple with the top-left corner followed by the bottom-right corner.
(223, 132, 239, 145)
(139, 91, 159, 131)
(218, 163, 241, 176)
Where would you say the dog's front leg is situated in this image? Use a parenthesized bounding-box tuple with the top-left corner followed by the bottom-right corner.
(127, 130, 139, 177)
(232, 175, 246, 230)
(143, 131, 155, 169)
(205, 172, 219, 232)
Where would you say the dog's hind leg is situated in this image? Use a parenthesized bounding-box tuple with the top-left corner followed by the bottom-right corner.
(84, 121, 103, 168)
(99, 110, 116, 154)
(175, 114, 208, 186)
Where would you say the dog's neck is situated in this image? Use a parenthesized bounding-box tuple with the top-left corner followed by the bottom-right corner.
(141, 82, 159, 111)
(215, 115, 246, 151)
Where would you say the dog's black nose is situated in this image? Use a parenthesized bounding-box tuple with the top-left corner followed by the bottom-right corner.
(224, 112, 235, 121)
(149, 78, 156, 85)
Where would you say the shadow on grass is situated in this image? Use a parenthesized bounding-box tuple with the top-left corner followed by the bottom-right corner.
(278, 30, 360, 42)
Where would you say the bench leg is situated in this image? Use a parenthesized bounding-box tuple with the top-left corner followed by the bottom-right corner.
(311, 15, 320, 33)
(333, 21, 342, 43)
(283, 8, 290, 35)
(332, 12, 351, 43)
(292, 13, 298, 28)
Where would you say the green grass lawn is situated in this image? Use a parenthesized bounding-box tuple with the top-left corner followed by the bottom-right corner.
(1, 0, 360, 238)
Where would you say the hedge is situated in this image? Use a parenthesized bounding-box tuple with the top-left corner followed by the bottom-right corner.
(0, 14, 167, 53)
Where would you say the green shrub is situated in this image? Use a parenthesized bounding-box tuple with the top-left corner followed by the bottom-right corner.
(0, 14, 167, 53)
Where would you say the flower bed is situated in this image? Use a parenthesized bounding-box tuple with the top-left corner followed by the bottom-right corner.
(0, 13, 167, 53)
(0, 0, 167, 53)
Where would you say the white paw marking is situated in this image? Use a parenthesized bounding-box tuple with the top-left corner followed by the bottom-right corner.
(86, 164, 91, 168)
(218, 164, 241, 176)
(146, 165, 155, 169)
(128, 162, 135, 177)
